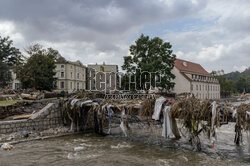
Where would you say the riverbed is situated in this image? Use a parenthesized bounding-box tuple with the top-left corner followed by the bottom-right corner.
(0, 133, 249, 166)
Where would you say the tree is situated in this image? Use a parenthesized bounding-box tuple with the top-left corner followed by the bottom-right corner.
(216, 75, 236, 93)
(0, 36, 23, 87)
(0, 61, 11, 87)
(235, 76, 250, 93)
(122, 34, 176, 91)
(17, 44, 59, 91)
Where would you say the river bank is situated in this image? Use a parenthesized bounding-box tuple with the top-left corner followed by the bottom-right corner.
(0, 127, 71, 145)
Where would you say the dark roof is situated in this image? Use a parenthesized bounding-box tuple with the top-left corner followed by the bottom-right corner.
(56, 56, 86, 67)
(56, 56, 67, 63)
(174, 59, 211, 76)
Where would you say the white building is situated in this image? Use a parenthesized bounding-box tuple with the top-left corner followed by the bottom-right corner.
(172, 59, 220, 100)
(8, 69, 21, 90)
(87, 62, 118, 93)
(55, 57, 87, 93)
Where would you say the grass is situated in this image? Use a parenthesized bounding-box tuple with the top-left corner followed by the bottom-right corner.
(0, 97, 60, 106)
(0, 100, 20, 106)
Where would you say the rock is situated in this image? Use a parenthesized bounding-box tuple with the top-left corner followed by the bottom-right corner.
(6, 136, 13, 141)
(1, 143, 15, 150)
(39, 132, 44, 137)
(20, 131, 29, 138)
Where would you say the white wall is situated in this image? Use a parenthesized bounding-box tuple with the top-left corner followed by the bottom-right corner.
(172, 67, 221, 100)
(172, 67, 191, 94)
(55, 63, 86, 92)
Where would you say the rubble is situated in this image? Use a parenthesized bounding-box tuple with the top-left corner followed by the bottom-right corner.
(1, 143, 15, 150)
(0, 100, 56, 120)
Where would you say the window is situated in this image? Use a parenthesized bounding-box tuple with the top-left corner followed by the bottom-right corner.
(15, 83, 20, 90)
(77, 73, 80, 79)
(61, 65, 64, 68)
(100, 66, 104, 72)
(61, 72, 64, 78)
(77, 82, 79, 90)
(191, 84, 193, 90)
(71, 72, 73, 79)
(70, 82, 73, 89)
(60, 82, 64, 89)
(200, 85, 201, 91)
(196, 85, 198, 91)
(71, 65, 73, 69)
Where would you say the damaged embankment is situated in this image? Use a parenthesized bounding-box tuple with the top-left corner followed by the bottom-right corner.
(1, 95, 249, 158)
(0, 100, 72, 147)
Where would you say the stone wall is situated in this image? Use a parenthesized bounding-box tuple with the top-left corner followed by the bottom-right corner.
(0, 101, 63, 134)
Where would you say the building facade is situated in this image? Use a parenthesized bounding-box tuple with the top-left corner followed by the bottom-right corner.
(87, 62, 118, 93)
(55, 57, 87, 93)
(172, 59, 220, 100)
(8, 69, 21, 90)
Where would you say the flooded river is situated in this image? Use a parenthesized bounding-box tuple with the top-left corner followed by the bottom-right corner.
(0, 132, 249, 166)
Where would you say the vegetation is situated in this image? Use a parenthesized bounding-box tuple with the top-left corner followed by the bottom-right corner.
(0, 36, 23, 88)
(122, 34, 176, 92)
(17, 44, 60, 91)
(212, 68, 250, 94)
(0, 100, 19, 106)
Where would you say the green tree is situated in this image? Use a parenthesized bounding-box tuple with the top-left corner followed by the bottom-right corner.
(235, 76, 250, 93)
(0, 36, 23, 87)
(0, 61, 11, 88)
(122, 34, 176, 92)
(17, 44, 59, 91)
(216, 75, 236, 93)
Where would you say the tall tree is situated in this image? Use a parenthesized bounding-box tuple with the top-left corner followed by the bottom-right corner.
(235, 76, 250, 93)
(215, 75, 236, 93)
(122, 34, 176, 91)
(0, 36, 23, 88)
(17, 44, 59, 91)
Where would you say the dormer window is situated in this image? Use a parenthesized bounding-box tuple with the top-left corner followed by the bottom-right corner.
(183, 62, 187, 67)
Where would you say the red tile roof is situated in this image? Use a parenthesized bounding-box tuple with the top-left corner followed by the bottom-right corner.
(174, 59, 211, 76)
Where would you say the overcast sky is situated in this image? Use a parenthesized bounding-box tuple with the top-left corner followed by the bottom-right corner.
(0, 0, 249, 73)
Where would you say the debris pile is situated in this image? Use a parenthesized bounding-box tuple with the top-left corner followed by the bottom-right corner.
(0, 100, 53, 120)
(61, 94, 250, 151)
(234, 103, 250, 145)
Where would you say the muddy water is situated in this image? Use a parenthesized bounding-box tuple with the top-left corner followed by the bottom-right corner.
(0, 133, 249, 166)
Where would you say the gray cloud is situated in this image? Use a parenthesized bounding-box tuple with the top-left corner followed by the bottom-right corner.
(0, 0, 249, 73)
(0, 0, 206, 51)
